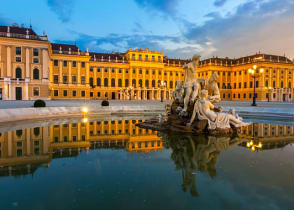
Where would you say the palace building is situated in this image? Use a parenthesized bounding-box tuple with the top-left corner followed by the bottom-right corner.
(0, 24, 294, 101)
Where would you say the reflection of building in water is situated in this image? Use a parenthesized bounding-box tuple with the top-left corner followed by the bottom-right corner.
(164, 134, 244, 197)
(240, 123, 294, 150)
(0, 119, 162, 177)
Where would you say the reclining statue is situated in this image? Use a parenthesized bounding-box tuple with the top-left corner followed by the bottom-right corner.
(187, 89, 249, 129)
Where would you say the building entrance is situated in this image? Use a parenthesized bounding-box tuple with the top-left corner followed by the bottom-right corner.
(16, 87, 22, 100)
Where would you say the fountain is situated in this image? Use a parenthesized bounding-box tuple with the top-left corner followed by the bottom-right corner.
(137, 54, 250, 135)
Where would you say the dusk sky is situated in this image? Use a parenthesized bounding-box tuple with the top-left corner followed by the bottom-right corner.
(1, 0, 294, 59)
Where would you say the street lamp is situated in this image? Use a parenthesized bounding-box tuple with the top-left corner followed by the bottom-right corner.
(266, 86, 272, 102)
(158, 80, 167, 102)
(248, 65, 264, 106)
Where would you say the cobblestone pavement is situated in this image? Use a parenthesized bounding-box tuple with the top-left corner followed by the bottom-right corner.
(0, 100, 293, 110)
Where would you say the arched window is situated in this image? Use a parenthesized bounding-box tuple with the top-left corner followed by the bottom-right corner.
(16, 130, 22, 137)
(16, 68, 22, 79)
(118, 79, 122, 87)
(90, 78, 93, 86)
(125, 79, 129, 87)
(281, 81, 283, 88)
(111, 78, 115, 87)
(145, 80, 149, 88)
(34, 127, 40, 136)
(104, 78, 108, 87)
(152, 80, 155, 88)
(273, 81, 276, 88)
(139, 79, 142, 88)
(132, 79, 136, 88)
(170, 81, 173, 89)
(33, 68, 39, 80)
(97, 78, 101, 86)
(289, 82, 291, 88)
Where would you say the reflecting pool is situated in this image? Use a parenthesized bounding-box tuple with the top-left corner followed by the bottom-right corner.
(0, 116, 294, 210)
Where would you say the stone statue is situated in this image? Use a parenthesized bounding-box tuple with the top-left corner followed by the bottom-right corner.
(188, 89, 249, 129)
(182, 54, 201, 113)
(172, 81, 184, 103)
(205, 72, 221, 103)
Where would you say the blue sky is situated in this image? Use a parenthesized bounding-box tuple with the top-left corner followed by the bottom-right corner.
(1, 0, 294, 59)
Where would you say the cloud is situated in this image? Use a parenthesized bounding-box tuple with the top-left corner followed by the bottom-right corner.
(214, 0, 227, 7)
(54, 31, 214, 59)
(134, 0, 182, 15)
(182, 0, 294, 58)
(47, 0, 75, 22)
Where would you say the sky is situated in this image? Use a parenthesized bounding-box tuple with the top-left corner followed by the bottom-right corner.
(0, 0, 294, 59)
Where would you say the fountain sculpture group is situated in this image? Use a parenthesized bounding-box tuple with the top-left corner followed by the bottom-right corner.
(138, 54, 249, 135)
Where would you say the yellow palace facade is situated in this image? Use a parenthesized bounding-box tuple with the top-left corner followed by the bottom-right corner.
(1, 24, 294, 101)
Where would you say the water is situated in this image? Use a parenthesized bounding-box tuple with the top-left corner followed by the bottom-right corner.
(0, 116, 293, 210)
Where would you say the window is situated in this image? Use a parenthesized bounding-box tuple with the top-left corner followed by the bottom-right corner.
(111, 78, 115, 87)
(81, 91, 85, 97)
(133, 68, 136, 74)
(152, 70, 155, 75)
(97, 68, 101, 72)
(81, 76, 85, 85)
(90, 67, 93, 72)
(54, 60, 58, 66)
(33, 58, 39, 63)
(54, 90, 58, 96)
(256, 81, 259, 88)
(139, 69, 142, 74)
(146, 70, 149, 75)
(33, 68, 39, 79)
(170, 81, 173, 89)
(234, 83, 236, 89)
(159, 70, 161, 75)
(125, 69, 129, 73)
(54, 75, 58, 84)
(63, 76, 68, 84)
(145, 55, 148, 61)
(289, 82, 291, 88)
(72, 61, 77, 67)
(243, 93, 246, 98)
(152, 56, 155, 61)
(112, 68, 115, 73)
(244, 82, 247, 88)
(265, 80, 269, 87)
(104, 78, 108, 87)
(152, 80, 155, 88)
(16, 57, 21, 62)
(132, 79, 136, 88)
(238, 94, 240, 98)
(90, 78, 93, 87)
(33, 48, 39, 56)
(72, 90, 76, 97)
(104, 68, 108, 73)
(119, 68, 122, 73)
(63, 90, 68, 96)
(81, 62, 85, 68)
(33, 87, 40, 96)
(16, 68, 22, 78)
(239, 82, 241, 88)
(281, 81, 283, 88)
(250, 81, 253, 88)
(63, 61, 67, 67)
(72, 75, 77, 84)
(145, 80, 149, 88)
(97, 78, 101, 86)
(90, 92, 93, 97)
(125, 79, 129, 87)
(132, 54, 135, 60)
(97, 92, 100, 97)
(17, 149, 22, 157)
(158, 56, 161, 62)
(139, 54, 142, 60)
(16, 47, 21, 55)
(273, 81, 276, 88)
(139, 79, 142, 87)
(118, 79, 122, 87)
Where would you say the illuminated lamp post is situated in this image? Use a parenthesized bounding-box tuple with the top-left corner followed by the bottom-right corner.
(248, 65, 264, 106)
(159, 80, 167, 102)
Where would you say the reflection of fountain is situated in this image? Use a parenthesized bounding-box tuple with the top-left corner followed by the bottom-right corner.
(163, 133, 245, 197)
